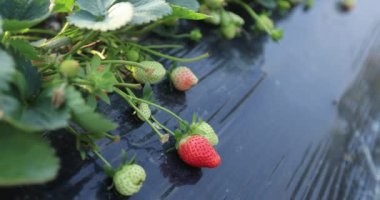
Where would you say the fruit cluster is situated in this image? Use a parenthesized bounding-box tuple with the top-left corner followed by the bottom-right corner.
(0, 0, 321, 197)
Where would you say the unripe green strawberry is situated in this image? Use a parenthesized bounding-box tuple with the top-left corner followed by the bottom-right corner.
(59, 60, 80, 78)
(189, 29, 202, 42)
(229, 13, 245, 26)
(221, 24, 238, 39)
(270, 29, 283, 41)
(277, 0, 292, 10)
(256, 14, 274, 32)
(113, 164, 146, 196)
(136, 103, 151, 121)
(205, 11, 221, 25)
(177, 135, 221, 168)
(170, 67, 198, 91)
(132, 61, 166, 84)
(193, 121, 219, 146)
(205, 0, 224, 9)
(126, 49, 140, 62)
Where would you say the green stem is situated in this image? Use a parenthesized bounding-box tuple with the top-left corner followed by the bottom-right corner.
(125, 19, 167, 36)
(93, 150, 113, 168)
(130, 43, 209, 63)
(101, 60, 147, 70)
(11, 36, 41, 40)
(65, 31, 98, 57)
(23, 29, 57, 35)
(232, 0, 259, 19)
(114, 87, 164, 139)
(231, 0, 274, 34)
(72, 79, 93, 86)
(58, 23, 69, 35)
(151, 116, 176, 136)
(1, 31, 10, 43)
(123, 89, 185, 124)
(144, 44, 183, 49)
(114, 83, 142, 90)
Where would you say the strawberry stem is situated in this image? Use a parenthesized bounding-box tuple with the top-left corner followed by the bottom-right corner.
(129, 43, 209, 63)
(114, 83, 142, 90)
(123, 91, 186, 125)
(114, 87, 164, 139)
(93, 150, 113, 169)
(151, 116, 176, 136)
(101, 60, 147, 70)
(144, 44, 183, 49)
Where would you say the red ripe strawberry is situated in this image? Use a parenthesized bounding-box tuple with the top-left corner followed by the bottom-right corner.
(177, 135, 221, 168)
(170, 67, 198, 91)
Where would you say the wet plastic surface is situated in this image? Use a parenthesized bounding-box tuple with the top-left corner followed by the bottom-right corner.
(3, 0, 380, 199)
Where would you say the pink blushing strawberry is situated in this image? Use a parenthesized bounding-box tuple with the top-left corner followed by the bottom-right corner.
(170, 67, 198, 91)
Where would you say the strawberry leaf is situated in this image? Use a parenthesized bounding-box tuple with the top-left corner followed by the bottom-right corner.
(67, 2, 134, 31)
(127, 0, 172, 25)
(0, 89, 70, 132)
(166, 5, 209, 20)
(52, 0, 75, 13)
(0, 126, 59, 186)
(0, 0, 52, 31)
(66, 86, 118, 134)
(9, 40, 40, 60)
(166, 0, 199, 11)
(0, 49, 15, 92)
(76, 0, 116, 16)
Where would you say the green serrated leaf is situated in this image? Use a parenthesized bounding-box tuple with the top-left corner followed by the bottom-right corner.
(128, 0, 172, 25)
(0, 49, 15, 91)
(9, 40, 40, 60)
(52, 0, 75, 13)
(11, 52, 41, 98)
(166, 0, 199, 11)
(0, 126, 59, 186)
(67, 2, 133, 31)
(167, 5, 209, 20)
(66, 86, 118, 134)
(0, 89, 70, 132)
(77, 0, 116, 16)
(0, 0, 52, 31)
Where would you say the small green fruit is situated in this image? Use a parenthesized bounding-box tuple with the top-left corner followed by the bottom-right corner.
(270, 29, 284, 41)
(221, 24, 238, 39)
(205, 11, 221, 25)
(256, 14, 274, 32)
(59, 60, 80, 78)
(229, 12, 245, 26)
(113, 164, 146, 196)
(277, 0, 292, 10)
(190, 29, 202, 42)
(126, 49, 140, 62)
(137, 103, 151, 121)
(132, 61, 166, 84)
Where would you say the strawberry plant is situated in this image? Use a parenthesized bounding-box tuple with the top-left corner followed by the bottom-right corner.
(0, 0, 313, 197)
